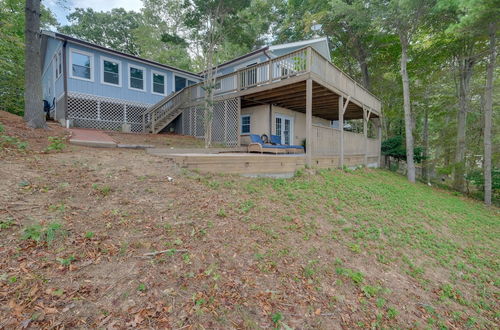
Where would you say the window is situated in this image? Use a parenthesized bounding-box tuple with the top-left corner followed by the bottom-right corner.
(129, 65, 145, 91)
(241, 115, 251, 134)
(54, 49, 62, 79)
(70, 49, 93, 81)
(175, 76, 186, 92)
(101, 57, 121, 86)
(152, 71, 166, 95)
(215, 81, 221, 90)
(58, 50, 62, 78)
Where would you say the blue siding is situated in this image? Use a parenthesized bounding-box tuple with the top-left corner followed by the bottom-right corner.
(64, 42, 200, 105)
(41, 38, 63, 103)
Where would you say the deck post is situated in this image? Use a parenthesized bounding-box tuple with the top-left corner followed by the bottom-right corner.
(339, 96, 344, 168)
(363, 107, 368, 166)
(377, 118, 382, 167)
(306, 78, 313, 167)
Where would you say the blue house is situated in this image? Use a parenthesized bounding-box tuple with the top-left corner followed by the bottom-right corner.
(41, 31, 382, 169)
(41, 31, 201, 132)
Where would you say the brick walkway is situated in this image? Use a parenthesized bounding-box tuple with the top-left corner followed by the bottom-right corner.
(69, 128, 117, 148)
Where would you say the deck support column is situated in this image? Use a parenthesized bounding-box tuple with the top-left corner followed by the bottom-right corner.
(306, 79, 313, 167)
(363, 107, 368, 166)
(339, 96, 344, 168)
(377, 118, 382, 167)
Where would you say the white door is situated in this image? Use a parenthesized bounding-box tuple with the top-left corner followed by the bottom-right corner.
(275, 114, 293, 145)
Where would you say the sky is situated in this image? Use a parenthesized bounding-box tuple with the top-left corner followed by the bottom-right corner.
(43, 0, 144, 25)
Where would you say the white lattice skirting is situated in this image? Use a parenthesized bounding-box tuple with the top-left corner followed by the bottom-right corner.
(67, 92, 150, 132)
(181, 98, 240, 147)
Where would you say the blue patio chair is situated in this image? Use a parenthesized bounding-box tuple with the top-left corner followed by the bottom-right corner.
(247, 134, 288, 154)
(270, 135, 305, 154)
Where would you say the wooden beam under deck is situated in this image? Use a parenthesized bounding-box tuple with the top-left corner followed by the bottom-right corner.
(240, 78, 377, 121)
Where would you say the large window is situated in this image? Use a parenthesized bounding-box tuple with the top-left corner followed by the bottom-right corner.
(54, 49, 62, 79)
(101, 57, 121, 86)
(152, 71, 166, 95)
(70, 49, 93, 81)
(129, 65, 145, 91)
(241, 115, 251, 134)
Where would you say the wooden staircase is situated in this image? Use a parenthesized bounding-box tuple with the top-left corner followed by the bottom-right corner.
(142, 88, 190, 134)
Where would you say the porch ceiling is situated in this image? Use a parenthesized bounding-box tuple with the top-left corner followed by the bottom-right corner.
(241, 81, 377, 121)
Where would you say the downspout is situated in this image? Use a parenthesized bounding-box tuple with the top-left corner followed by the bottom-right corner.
(62, 40, 68, 127)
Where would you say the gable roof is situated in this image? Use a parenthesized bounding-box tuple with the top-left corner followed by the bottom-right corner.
(41, 30, 201, 79)
(269, 37, 331, 61)
(206, 37, 331, 74)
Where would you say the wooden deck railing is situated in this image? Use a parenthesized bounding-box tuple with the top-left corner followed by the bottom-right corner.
(142, 46, 381, 133)
(312, 124, 380, 158)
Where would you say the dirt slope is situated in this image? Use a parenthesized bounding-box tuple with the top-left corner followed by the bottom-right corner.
(1, 112, 499, 329)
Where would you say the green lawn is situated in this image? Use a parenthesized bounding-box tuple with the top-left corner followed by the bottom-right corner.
(198, 168, 499, 328)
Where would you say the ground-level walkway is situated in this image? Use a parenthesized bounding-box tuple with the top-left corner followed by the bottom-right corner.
(69, 128, 117, 148)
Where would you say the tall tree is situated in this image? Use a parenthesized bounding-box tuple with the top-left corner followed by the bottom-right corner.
(60, 8, 142, 55)
(316, 0, 379, 90)
(136, 0, 192, 69)
(438, 0, 498, 197)
(378, 0, 435, 183)
(184, 0, 251, 147)
(23, 0, 45, 128)
(484, 23, 496, 205)
(0, 0, 57, 116)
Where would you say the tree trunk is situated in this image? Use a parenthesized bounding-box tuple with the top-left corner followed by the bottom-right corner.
(484, 22, 496, 205)
(353, 37, 371, 90)
(453, 52, 474, 192)
(23, 0, 46, 128)
(423, 106, 430, 184)
(399, 35, 415, 183)
(360, 60, 371, 91)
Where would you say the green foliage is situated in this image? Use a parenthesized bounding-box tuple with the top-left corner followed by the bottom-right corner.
(0, 0, 57, 115)
(57, 255, 75, 267)
(0, 218, 15, 231)
(137, 283, 147, 292)
(381, 136, 425, 163)
(466, 168, 500, 197)
(271, 312, 283, 325)
(60, 8, 142, 55)
(22, 222, 65, 244)
(92, 184, 112, 197)
(45, 137, 66, 152)
(0, 135, 28, 150)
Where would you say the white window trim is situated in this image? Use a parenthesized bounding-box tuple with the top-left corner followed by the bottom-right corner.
(241, 114, 251, 134)
(69, 48, 94, 82)
(100, 56, 122, 87)
(128, 64, 146, 92)
(275, 113, 294, 145)
(53, 48, 62, 79)
(151, 70, 166, 96)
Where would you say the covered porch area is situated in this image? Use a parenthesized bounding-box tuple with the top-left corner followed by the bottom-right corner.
(240, 77, 382, 168)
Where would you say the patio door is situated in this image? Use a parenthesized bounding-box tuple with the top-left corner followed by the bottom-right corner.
(275, 114, 293, 145)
